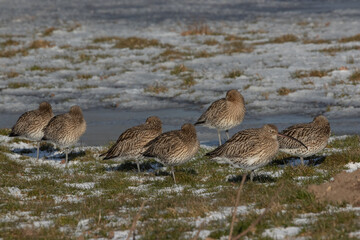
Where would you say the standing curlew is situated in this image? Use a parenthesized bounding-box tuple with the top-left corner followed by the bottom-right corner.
(143, 123, 200, 184)
(206, 124, 307, 181)
(278, 115, 331, 165)
(9, 102, 53, 160)
(195, 89, 245, 146)
(100, 116, 162, 172)
(42, 105, 86, 167)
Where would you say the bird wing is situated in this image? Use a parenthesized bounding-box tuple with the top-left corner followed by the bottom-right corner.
(195, 98, 226, 125)
(10, 110, 40, 136)
(143, 130, 181, 158)
(206, 129, 259, 159)
(279, 123, 314, 149)
(102, 126, 157, 159)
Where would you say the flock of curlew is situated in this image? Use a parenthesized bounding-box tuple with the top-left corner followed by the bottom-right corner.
(8, 89, 331, 183)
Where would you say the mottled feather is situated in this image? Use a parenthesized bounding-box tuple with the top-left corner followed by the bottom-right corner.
(278, 115, 330, 157)
(10, 102, 53, 141)
(42, 105, 86, 147)
(143, 123, 199, 166)
(101, 116, 162, 160)
(195, 89, 245, 130)
(206, 124, 280, 171)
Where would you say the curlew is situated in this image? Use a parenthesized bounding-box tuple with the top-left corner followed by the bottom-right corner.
(9, 102, 53, 160)
(100, 116, 162, 172)
(278, 115, 331, 165)
(206, 124, 307, 181)
(42, 105, 86, 167)
(195, 89, 245, 146)
(143, 123, 199, 184)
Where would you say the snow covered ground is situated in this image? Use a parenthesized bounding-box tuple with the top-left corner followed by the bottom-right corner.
(1, 0, 360, 145)
(1, 1, 360, 116)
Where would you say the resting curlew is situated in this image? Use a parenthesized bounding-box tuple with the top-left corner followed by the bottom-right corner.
(206, 124, 307, 181)
(143, 123, 199, 184)
(42, 105, 86, 167)
(195, 89, 245, 146)
(278, 115, 331, 165)
(100, 116, 162, 172)
(9, 102, 53, 160)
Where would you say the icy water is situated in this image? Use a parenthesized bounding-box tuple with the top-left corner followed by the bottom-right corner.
(1, 108, 358, 146)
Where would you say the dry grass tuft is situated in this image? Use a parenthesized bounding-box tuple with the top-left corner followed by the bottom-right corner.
(270, 34, 298, 43)
(0, 39, 20, 47)
(7, 82, 30, 89)
(144, 83, 168, 94)
(317, 45, 360, 55)
(338, 34, 360, 43)
(42, 27, 57, 36)
(93, 36, 122, 43)
(28, 39, 54, 49)
(77, 74, 93, 79)
(170, 64, 190, 75)
(181, 23, 215, 36)
(0, 48, 28, 58)
(113, 37, 161, 49)
(291, 69, 332, 79)
(4, 71, 20, 78)
(277, 87, 295, 96)
(181, 75, 196, 88)
(222, 41, 253, 54)
(303, 39, 331, 44)
(154, 49, 190, 61)
(225, 69, 244, 79)
(194, 50, 214, 58)
(349, 70, 360, 83)
(204, 39, 219, 46)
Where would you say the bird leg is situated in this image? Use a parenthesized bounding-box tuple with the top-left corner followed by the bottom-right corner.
(250, 170, 255, 182)
(217, 129, 222, 146)
(225, 130, 230, 140)
(136, 160, 141, 173)
(36, 141, 40, 161)
(171, 166, 177, 184)
(300, 157, 304, 166)
(65, 149, 69, 168)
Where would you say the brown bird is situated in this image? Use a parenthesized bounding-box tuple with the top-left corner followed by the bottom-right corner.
(9, 102, 54, 160)
(278, 115, 331, 165)
(206, 124, 307, 181)
(42, 105, 86, 167)
(100, 116, 162, 172)
(143, 123, 200, 184)
(195, 89, 245, 146)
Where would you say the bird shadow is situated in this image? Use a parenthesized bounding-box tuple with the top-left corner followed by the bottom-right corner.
(228, 174, 276, 183)
(271, 156, 326, 167)
(105, 161, 163, 173)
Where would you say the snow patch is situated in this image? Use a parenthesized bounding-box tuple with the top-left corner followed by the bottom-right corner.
(262, 226, 301, 239)
(345, 162, 360, 173)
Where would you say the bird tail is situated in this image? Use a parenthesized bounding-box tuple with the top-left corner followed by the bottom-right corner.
(9, 131, 18, 137)
(194, 120, 205, 126)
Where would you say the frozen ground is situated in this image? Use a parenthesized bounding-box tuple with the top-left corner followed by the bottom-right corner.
(1, 131, 360, 239)
(1, 1, 360, 145)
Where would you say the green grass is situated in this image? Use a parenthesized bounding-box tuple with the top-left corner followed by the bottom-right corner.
(225, 69, 244, 78)
(7, 82, 30, 89)
(0, 131, 360, 239)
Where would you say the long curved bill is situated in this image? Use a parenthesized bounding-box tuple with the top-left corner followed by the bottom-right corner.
(277, 133, 308, 150)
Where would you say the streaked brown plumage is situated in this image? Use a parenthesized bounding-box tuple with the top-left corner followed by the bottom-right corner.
(278, 115, 331, 165)
(206, 124, 307, 181)
(195, 89, 245, 145)
(143, 123, 200, 184)
(42, 105, 86, 167)
(9, 102, 53, 160)
(100, 116, 162, 172)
